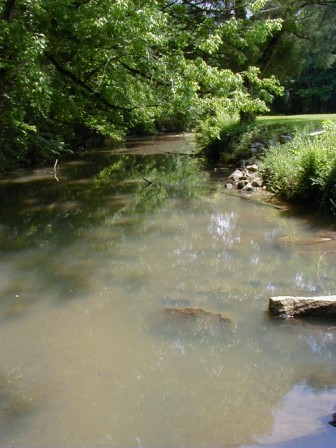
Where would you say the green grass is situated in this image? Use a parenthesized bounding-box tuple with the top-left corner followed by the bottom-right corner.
(258, 114, 336, 126)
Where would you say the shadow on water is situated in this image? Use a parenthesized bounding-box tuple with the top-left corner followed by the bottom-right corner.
(0, 143, 208, 322)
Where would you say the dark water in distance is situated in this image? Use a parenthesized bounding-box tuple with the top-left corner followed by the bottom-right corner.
(0, 134, 336, 447)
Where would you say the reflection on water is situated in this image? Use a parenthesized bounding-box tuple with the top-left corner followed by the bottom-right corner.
(0, 135, 336, 447)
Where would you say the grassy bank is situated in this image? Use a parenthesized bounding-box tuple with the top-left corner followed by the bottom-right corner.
(257, 114, 336, 126)
(198, 114, 336, 215)
(260, 119, 336, 215)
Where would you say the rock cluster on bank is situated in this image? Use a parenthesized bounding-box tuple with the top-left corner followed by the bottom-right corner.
(225, 134, 293, 193)
(226, 157, 264, 193)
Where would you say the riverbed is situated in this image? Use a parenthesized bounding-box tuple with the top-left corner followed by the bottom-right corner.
(0, 134, 335, 447)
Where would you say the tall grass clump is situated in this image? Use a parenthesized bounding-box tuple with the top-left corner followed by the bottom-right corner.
(261, 120, 336, 214)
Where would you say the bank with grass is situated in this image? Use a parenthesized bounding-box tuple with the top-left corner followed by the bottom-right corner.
(198, 114, 336, 215)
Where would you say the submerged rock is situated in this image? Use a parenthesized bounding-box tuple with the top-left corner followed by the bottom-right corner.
(269, 296, 336, 319)
(164, 306, 232, 325)
(149, 306, 236, 345)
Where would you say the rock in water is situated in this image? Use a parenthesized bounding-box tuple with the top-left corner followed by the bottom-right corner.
(269, 296, 336, 319)
(160, 307, 235, 342)
(164, 307, 232, 325)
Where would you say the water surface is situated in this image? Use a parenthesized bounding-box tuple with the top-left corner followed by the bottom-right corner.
(0, 135, 336, 447)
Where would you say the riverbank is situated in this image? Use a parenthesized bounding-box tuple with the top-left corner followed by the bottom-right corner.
(200, 114, 336, 215)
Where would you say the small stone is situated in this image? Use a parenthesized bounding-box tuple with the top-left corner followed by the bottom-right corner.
(237, 180, 249, 189)
(267, 139, 276, 147)
(246, 164, 259, 173)
(241, 182, 254, 192)
(225, 183, 233, 190)
(229, 169, 243, 182)
(251, 178, 263, 188)
(246, 156, 256, 166)
(250, 142, 264, 149)
(279, 134, 292, 144)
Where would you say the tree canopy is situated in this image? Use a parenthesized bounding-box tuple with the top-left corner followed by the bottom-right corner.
(0, 0, 334, 169)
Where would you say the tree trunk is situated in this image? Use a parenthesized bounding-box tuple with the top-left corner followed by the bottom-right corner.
(3, 0, 16, 21)
(239, 79, 255, 125)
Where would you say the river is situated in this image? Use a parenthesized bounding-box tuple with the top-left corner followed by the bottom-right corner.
(0, 134, 335, 447)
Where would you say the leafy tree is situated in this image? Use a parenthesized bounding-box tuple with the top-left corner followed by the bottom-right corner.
(0, 0, 284, 169)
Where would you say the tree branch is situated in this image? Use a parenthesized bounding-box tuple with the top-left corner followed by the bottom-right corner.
(45, 52, 131, 111)
(120, 61, 169, 87)
(160, 1, 179, 11)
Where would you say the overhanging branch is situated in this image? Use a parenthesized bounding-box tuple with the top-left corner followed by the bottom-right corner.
(120, 61, 169, 87)
(45, 51, 132, 112)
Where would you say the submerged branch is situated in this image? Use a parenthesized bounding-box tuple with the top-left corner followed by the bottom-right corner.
(53, 158, 59, 182)
(142, 177, 153, 187)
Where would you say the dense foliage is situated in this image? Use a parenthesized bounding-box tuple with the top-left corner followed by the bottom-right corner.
(0, 0, 284, 169)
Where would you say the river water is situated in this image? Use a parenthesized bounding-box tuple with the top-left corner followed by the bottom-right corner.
(0, 135, 336, 447)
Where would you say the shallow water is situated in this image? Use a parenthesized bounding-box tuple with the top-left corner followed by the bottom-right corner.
(0, 135, 336, 447)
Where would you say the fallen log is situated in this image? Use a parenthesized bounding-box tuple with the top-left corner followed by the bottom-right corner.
(269, 296, 336, 319)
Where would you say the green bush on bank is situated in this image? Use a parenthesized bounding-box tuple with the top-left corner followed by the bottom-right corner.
(260, 120, 336, 214)
(196, 113, 313, 163)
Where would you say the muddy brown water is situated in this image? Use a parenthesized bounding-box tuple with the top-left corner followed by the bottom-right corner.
(0, 134, 336, 447)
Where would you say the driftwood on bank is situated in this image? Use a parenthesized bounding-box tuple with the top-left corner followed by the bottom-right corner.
(269, 295, 336, 319)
